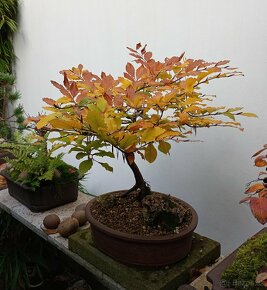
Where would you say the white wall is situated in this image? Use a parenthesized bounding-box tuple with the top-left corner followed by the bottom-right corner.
(14, 0, 267, 254)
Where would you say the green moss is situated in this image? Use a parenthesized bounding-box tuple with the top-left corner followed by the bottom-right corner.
(222, 233, 267, 290)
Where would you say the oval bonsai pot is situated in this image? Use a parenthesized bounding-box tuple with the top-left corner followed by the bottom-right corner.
(1, 170, 78, 212)
(85, 191, 198, 267)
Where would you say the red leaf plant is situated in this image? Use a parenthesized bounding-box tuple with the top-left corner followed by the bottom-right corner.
(240, 144, 267, 224)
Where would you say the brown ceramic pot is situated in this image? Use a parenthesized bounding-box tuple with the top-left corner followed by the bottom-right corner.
(85, 191, 198, 267)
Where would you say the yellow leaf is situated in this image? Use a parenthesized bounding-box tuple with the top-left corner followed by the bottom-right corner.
(49, 118, 82, 130)
(145, 143, 157, 163)
(36, 114, 58, 129)
(43, 106, 59, 112)
(119, 134, 138, 150)
(140, 127, 166, 143)
(133, 95, 145, 107)
(156, 131, 180, 140)
(185, 78, 197, 92)
(240, 112, 258, 118)
(85, 110, 106, 132)
(158, 71, 172, 80)
(55, 96, 73, 104)
(118, 77, 132, 89)
(128, 120, 153, 132)
(105, 117, 121, 131)
(179, 112, 189, 124)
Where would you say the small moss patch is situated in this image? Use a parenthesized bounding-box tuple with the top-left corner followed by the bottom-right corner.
(222, 232, 267, 290)
(69, 229, 220, 290)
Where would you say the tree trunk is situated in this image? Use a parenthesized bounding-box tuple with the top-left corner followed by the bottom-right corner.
(120, 153, 151, 200)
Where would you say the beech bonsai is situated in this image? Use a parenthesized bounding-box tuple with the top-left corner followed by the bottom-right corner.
(27, 43, 255, 201)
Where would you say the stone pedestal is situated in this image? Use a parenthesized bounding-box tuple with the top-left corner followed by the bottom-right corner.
(69, 229, 220, 290)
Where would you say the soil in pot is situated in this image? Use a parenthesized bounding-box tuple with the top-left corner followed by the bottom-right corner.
(86, 190, 198, 267)
(91, 190, 193, 236)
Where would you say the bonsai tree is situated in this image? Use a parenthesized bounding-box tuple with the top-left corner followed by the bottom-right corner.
(0, 70, 25, 140)
(28, 43, 256, 201)
(240, 144, 267, 224)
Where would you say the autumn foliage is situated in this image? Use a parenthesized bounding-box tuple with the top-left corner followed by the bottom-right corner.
(240, 144, 267, 224)
(27, 43, 255, 198)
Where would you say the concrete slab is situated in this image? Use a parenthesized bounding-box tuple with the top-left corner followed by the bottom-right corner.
(69, 229, 221, 290)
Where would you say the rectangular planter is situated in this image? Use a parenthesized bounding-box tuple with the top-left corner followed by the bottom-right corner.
(0, 170, 78, 212)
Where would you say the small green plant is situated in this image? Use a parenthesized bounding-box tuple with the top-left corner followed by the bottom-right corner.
(0, 134, 79, 190)
(222, 232, 267, 290)
(0, 70, 25, 139)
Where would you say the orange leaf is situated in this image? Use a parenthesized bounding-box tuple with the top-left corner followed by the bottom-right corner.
(144, 52, 152, 61)
(126, 63, 135, 78)
(63, 72, 70, 89)
(255, 155, 267, 167)
(70, 82, 78, 97)
(51, 80, 72, 98)
(245, 183, 265, 194)
(136, 65, 147, 80)
(43, 98, 56, 106)
(249, 197, 267, 224)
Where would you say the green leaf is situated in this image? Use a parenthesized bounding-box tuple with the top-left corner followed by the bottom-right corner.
(145, 143, 157, 163)
(76, 152, 88, 160)
(99, 162, 113, 172)
(78, 98, 91, 106)
(96, 98, 107, 112)
(79, 159, 93, 173)
(158, 141, 171, 154)
(69, 147, 84, 153)
(94, 150, 115, 158)
(223, 112, 236, 121)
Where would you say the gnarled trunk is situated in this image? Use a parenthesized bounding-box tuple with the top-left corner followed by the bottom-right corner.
(120, 153, 151, 200)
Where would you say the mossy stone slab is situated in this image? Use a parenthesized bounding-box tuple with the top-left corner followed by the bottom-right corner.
(69, 229, 220, 290)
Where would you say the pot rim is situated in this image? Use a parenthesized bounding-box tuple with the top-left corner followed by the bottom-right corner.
(86, 190, 198, 243)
